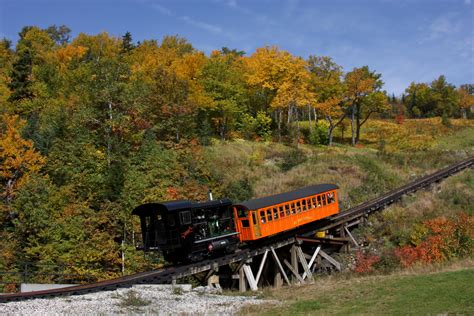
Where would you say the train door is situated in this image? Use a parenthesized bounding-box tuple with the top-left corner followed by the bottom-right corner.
(251, 211, 261, 238)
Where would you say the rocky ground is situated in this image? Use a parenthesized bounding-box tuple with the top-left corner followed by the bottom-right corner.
(0, 285, 273, 315)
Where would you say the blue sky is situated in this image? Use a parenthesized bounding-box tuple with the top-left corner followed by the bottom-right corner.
(1, 0, 473, 95)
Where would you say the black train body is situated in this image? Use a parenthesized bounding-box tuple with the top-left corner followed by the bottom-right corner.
(132, 199, 239, 263)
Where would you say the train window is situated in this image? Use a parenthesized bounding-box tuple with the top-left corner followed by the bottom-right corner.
(317, 195, 322, 207)
(327, 193, 332, 204)
(241, 219, 250, 228)
(322, 194, 327, 205)
(279, 206, 285, 218)
(260, 210, 266, 224)
(273, 208, 278, 220)
(179, 211, 192, 225)
(301, 199, 307, 211)
(237, 207, 247, 218)
(311, 197, 317, 208)
(329, 192, 336, 203)
(167, 214, 175, 227)
(285, 204, 290, 216)
(252, 212, 257, 225)
(291, 203, 296, 214)
(267, 209, 273, 221)
(295, 201, 301, 213)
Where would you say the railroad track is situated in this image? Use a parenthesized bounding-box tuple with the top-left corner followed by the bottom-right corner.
(1, 156, 472, 303)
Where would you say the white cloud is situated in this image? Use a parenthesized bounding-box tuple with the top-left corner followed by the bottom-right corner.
(179, 16, 223, 34)
(151, 3, 172, 16)
(428, 13, 462, 40)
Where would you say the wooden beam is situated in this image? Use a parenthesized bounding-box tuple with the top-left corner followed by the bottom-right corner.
(302, 246, 320, 280)
(344, 226, 359, 247)
(283, 259, 305, 284)
(242, 264, 258, 291)
(296, 246, 312, 280)
(255, 250, 268, 284)
(270, 247, 290, 285)
(319, 249, 341, 271)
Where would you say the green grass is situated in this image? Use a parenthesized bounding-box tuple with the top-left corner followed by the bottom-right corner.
(242, 267, 474, 315)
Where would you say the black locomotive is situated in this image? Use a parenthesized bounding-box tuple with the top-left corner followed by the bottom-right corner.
(132, 199, 239, 263)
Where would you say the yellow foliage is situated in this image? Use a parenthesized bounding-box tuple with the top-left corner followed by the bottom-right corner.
(245, 46, 314, 109)
(0, 114, 46, 201)
(56, 45, 88, 65)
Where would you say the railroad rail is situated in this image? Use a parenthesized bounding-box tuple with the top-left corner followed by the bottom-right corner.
(1, 155, 472, 303)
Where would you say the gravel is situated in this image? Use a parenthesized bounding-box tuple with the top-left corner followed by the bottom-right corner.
(0, 285, 273, 315)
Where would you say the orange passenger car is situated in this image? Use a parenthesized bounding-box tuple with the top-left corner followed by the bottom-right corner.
(233, 184, 339, 242)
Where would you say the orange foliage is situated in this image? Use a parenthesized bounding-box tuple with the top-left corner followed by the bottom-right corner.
(394, 213, 473, 267)
(0, 114, 46, 202)
(354, 251, 381, 273)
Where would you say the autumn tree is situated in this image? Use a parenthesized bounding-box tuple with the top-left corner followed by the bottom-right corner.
(0, 114, 46, 204)
(404, 76, 461, 118)
(307, 56, 345, 145)
(0, 38, 13, 107)
(458, 85, 474, 119)
(199, 50, 248, 140)
(344, 66, 387, 145)
(245, 46, 313, 142)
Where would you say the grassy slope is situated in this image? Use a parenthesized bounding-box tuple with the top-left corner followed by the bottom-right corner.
(240, 262, 474, 315)
(209, 119, 474, 315)
(206, 119, 474, 210)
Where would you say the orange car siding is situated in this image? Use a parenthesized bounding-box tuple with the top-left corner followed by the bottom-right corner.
(233, 190, 339, 242)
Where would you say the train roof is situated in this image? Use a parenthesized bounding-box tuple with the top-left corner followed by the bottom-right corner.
(132, 198, 232, 216)
(234, 183, 339, 211)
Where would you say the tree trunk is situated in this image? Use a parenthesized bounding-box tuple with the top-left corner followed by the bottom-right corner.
(326, 115, 334, 146)
(296, 108, 300, 148)
(308, 105, 312, 133)
(355, 107, 361, 144)
(351, 103, 356, 146)
(278, 110, 282, 142)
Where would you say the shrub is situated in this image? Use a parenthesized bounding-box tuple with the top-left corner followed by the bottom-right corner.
(353, 251, 381, 273)
(308, 121, 329, 145)
(239, 111, 272, 141)
(394, 213, 473, 267)
(119, 290, 151, 307)
(278, 148, 307, 171)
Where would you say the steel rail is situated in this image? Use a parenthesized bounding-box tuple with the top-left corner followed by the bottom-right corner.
(1, 155, 472, 303)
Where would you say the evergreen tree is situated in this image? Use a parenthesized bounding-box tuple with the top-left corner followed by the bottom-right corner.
(121, 31, 135, 53)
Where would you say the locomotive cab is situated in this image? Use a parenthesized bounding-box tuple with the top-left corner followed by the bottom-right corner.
(132, 199, 239, 263)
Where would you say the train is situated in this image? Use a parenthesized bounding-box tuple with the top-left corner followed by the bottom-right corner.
(132, 183, 339, 263)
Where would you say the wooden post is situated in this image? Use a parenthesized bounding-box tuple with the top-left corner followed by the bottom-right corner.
(290, 245, 299, 280)
(239, 267, 246, 292)
(274, 271, 283, 289)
